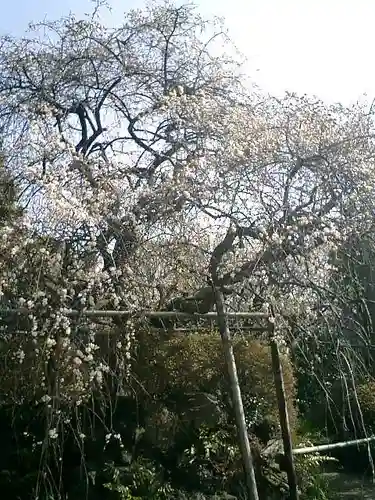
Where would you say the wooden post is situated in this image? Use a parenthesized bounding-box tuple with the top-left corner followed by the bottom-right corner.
(213, 287, 259, 500)
(268, 316, 299, 500)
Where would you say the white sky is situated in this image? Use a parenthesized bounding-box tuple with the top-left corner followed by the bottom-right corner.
(1, 0, 375, 105)
(197, 0, 375, 105)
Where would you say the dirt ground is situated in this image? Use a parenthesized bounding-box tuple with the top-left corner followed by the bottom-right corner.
(323, 471, 375, 499)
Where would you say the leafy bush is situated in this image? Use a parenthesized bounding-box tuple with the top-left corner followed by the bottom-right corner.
(354, 379, 375, 432)
(134, 331, 296, 437)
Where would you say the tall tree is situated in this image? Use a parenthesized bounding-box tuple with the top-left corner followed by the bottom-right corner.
(2, 2, 375, 496)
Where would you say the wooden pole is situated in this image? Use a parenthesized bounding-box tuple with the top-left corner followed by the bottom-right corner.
(213, 287, 259, 500)
(268, 316, 299, 500)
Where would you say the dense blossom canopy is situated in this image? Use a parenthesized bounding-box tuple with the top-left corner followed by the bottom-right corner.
(0, 0, 375, 459)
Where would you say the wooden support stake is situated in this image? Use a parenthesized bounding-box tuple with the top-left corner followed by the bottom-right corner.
(268, 316, 299, 500)
(213, 288, 259, 500)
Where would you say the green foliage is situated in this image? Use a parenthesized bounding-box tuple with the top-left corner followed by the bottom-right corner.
(103, 459, 173, 500)
(296, 454, 336, 500)
(295, 428, 338, 500)
(134, 332, 296, 437)
(0, 327, 301, 500)
(127, 331, 298, 498)
(355, 379, 375, 428)
(294, 230, 375, 452)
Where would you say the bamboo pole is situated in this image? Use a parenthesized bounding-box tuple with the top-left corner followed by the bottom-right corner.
(293, 436, 375, 455)
(268, 316, 299, 500)
(0, 308, 270, 319)
(213, 288, 259, 500)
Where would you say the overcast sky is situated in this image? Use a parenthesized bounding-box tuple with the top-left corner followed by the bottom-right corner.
(1, 0, 374, 105)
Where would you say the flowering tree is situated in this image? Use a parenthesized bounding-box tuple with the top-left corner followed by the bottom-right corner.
(2, 0, 375, 496)
(1, 0, 375, 409)
(0, 4, 253, 487)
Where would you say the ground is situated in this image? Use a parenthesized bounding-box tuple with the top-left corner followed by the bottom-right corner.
(323, 471, 375, 499)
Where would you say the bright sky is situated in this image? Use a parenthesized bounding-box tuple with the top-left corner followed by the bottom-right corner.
(1, 0, 374, 105)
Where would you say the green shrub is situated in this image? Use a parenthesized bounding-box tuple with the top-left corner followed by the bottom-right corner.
(134, 331, 296, 437)
(129, 331, 298, 498)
